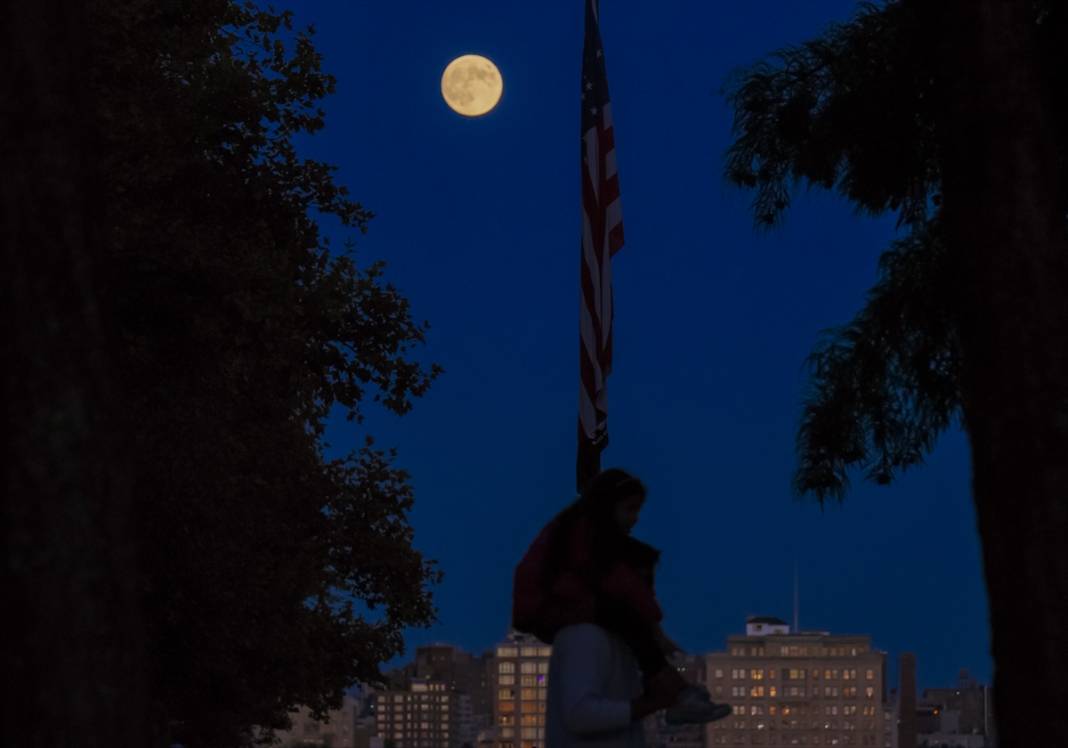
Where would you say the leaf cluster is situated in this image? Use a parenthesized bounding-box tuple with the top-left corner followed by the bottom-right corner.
(723, 0, 1068, 501)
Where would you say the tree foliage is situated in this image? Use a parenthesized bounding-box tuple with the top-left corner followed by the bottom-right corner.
(85, 0, 442, 744)
(723, 0, 1068, 501)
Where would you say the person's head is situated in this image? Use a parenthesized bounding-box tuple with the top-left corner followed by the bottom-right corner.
(577, 468, 647, 537)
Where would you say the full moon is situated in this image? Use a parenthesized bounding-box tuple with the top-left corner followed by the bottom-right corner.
(441, 55, 503, 117)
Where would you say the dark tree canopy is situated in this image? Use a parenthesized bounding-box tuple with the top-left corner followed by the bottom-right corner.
(723, 0, 1068, 502)
(84, 0, 442, 744)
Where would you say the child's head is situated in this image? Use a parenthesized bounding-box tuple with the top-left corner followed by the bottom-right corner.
(579, 468, 647, 536)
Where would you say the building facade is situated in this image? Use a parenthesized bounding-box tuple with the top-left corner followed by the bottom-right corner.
(704, 617, 888, 747)
(375, 678, 460, 748)
(273, 694, 361, 747)
(491, 631, 552, 748)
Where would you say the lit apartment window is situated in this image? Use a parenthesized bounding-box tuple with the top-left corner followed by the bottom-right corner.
(498, 688, 515, 700)
(499, 674, 515, 686)
(769, 705, 777, 715)
(769, 686, 777, 697)
(715, 668, 724, 679)
(866, 669, 875, 680)
(843, 687, 857, 698)
(750, 686, 765, 697)
(538, 646, 552, 657)
(752, 668, 764, 680)
(499, 662, 516, 675)
(497, 647, 518, 658)
(537, 661, 549, 674)
(732, 686, 746, 697)
(865, 687, 874, 699)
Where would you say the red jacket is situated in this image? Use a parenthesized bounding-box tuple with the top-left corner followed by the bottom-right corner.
(512, 515, 662, 643)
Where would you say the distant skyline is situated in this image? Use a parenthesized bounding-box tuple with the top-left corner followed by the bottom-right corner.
(287, 0, 991, 694)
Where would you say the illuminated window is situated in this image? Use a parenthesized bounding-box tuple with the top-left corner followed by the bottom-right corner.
(769, 705, 777, 716)
(866, 669, 875, 681)
(497, 647, 518, 658)
(521, 675, 537, 687)
(520, 662, 537, 674)
(499, 662, 516, 675)
(843, 687, 857, 698)
(537, 662, 549, 674)
(865, 687, 874, 699)
(769, 686, 778, 697)
(715, 669, 724, 679)
(498, 688, 515, 700)
(499, 674, 515, 686)
(752, 669, 764, 680)
(751, 686, 765, 697)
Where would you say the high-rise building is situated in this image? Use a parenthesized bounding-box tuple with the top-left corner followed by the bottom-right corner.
(704, 616, 888, 747)
(375, 678, 460, 748)
(384, 643, 495, 746)
(490, 631, 552, 748)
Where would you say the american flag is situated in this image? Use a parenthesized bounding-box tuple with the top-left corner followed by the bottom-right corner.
(577, 0, 624, 493)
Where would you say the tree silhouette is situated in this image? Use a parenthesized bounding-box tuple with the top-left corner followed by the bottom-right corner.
(725, 1, 1068, 744)
(8, 1, 443, 745)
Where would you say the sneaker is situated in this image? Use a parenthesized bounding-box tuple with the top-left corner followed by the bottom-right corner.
(664, 686, 732, 725)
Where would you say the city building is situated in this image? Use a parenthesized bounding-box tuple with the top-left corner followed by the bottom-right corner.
(915, 669, 996, 748)
(383, 643, 495, 747)
(491, 630, 552, 748)
(375, 677, 460, 748)
(272, 694, 361, 747)
(704, 616, 888, 747)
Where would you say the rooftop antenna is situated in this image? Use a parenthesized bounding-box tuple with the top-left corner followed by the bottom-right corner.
(793, 562, 800, 633)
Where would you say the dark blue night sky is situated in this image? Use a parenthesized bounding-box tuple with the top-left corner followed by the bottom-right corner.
(288, 0, 990, 691)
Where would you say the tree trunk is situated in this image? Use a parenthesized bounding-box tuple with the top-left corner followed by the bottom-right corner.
(1, 1, 149, 744)
(936, 1, 1068, 745)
